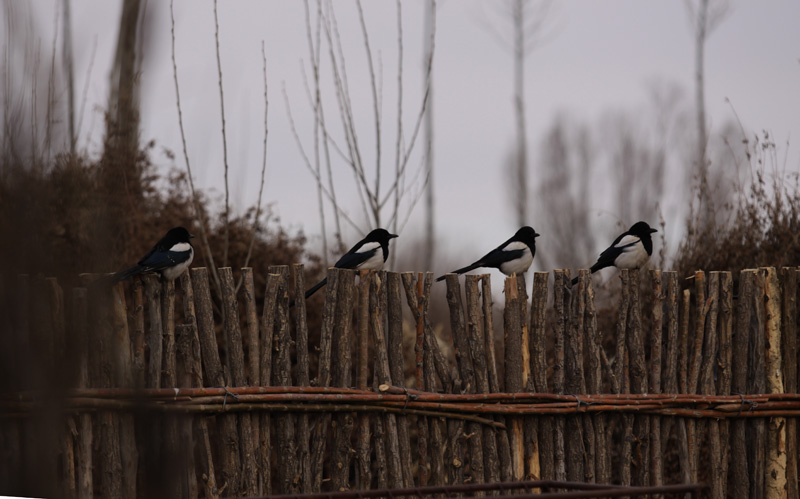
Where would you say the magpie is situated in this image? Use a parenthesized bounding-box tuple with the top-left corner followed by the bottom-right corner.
(304, 228, 398, 300)
(436, 226, 540, 281)
(571, 221, 657, 285)
(112, 226, 195, 283)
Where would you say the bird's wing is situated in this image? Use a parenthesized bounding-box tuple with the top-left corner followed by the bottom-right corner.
(138, 245, 193, 272)
(593, 234, 639, 270)
(334, 241, 381, 269)
(476, 240, 527, 268)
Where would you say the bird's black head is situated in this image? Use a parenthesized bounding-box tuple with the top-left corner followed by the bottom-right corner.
(515, 226, 541, 245)
(628, 221, 657, 237)
(166, 226, 195, 242)
(365, 228, 399, 243)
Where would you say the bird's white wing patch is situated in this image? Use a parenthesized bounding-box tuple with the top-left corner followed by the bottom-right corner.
(169, 242, 192, 252)
(614, 235, 640, 249)
(355, 251, 385, 271)
(355, 241, 381, 254)
(503, 241, 529, 252)
(614, 241, 649, 269)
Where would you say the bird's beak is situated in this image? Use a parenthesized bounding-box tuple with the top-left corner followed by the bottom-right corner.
(189, 234, 196, 239)
(390, 234, 399, 239)
(650, 228, 658, 234)
(534, 232, 541, 238)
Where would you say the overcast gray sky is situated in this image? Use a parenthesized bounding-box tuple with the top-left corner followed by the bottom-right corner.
(26, 0, 800, 275)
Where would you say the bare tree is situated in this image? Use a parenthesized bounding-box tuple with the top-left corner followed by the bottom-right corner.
(106, 0, 143, 155)
(62, 0, 75, 154)
(423, 0, 435, 271)
(288, 0, 436, 264)
(535, 115, 595, 270)
(483, 0, 555, 227)
(684, 0, 732, 222)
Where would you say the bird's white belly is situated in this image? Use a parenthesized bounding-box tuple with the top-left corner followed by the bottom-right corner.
(499, 248, 533, 276)
(356, 251, 385, 271)
(614, 244, 649, 269)
(162, 250, 194, 280)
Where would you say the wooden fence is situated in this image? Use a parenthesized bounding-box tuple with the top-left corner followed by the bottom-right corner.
(1, 266, 799, 498)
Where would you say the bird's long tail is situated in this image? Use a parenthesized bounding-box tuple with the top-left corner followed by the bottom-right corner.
(112, 265, 144, 284)
(304, 277, 328, 299)
(435, 262, 483, 282)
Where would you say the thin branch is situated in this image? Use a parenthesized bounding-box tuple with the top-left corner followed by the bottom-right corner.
(392, 0, 403, 244)
(236, 41, 271, 293)
(45, 0, 60, 162)
(74, 35, 96, 149)
(304, 0, 328, 260)
(378, 1, 436, 209)
(169, 0, 221, 295)
(355, 1, 382, 210)
(212, 0, 231, 268)
(283, 83, 362, 234)
(322, 1, 376, 225)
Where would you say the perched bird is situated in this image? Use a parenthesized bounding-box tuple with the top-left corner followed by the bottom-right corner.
(571, 221, 657, 285)
(436, 226, 540, 282)
(112, 226, 195, 283)
(304, 228, 398, 300)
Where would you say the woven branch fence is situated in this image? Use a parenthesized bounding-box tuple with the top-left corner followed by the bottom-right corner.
(1, 266, 799, 498)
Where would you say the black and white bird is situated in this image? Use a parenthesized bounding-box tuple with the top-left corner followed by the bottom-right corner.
(571, 221, 657, 285)
(436, 226, 540, 282)
(112, 226, 195, 283)
(304, 228, 398, 300)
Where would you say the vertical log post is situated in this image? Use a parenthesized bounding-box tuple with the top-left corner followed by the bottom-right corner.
(176, 323, 202, 498)
(192, 267, 239, 495)
(330, 269, 356, 491)
(220, 268, 258, 496)
(781, 267, 799, 498)
(465, 275, 497, 487)
(615, 270, 632, 486)
(132, 280, 146, 387)
(583, 273, 608, 484)
(553, 270, 568, 482)
(355, 271, 372, 489)
(445, 274, 474, 485)
(463, 275, 486, 487)
(530, 272, 554, 481)
(268, 265, 298, 494)
(749, 269, 767, 499)
(661, 272, 679, 474)
(717, 272, 733, 499)
(565, 272, 586, 482)
(628, 269, 649, 487)
(47, 278, 75, 499)
(503, 275, 526, 482)
(290, 265, 312, 493)
(401, 272, 430, 486)
(387, 272, 414, 487)
(261, 272, 282, 494)
(702, 273, 722, 499)
(649, 270, 663, 490)
(730, 270, 752, 498)
(482, 275, 513, 482)
(242, 268, 262, 493)
(421, 273, 447, 486)
(72, 288, 93, 499)
(182, 270, 220, 498)
(373, 272, 402, 489)
(763, 268, 787, 498)
(111, 281, 136, 499)
(686, 271, 706, 486)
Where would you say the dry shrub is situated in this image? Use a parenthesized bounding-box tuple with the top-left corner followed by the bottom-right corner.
(675, 131, 799, 280)
(0, 141, 319, 297)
